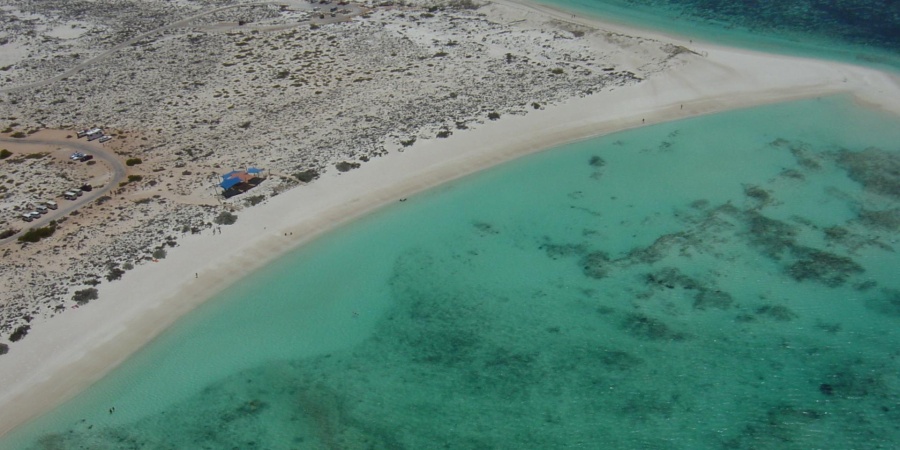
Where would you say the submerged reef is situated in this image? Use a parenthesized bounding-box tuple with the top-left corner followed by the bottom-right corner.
(864, 288, 900, 318)
(837, 147, 900, 199)
(787, 247, 863, 287)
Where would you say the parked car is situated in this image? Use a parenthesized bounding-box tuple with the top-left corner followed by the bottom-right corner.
(22, 213, 34, 222)
(76, 130, 89, 138)
(36, 204, 48, 214)
(64, 191, 79, 200)
(98, 135, 112, 143)
(44, 200, 58, 210)
(70, 152, 85, 160)
(80, 184, 92, 192)
(79, 154, 94, 162)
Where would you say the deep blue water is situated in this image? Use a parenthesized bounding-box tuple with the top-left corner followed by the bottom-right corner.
(535, 0, 900, 70)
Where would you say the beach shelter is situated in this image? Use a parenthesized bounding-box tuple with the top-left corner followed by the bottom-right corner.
(247, 167, 264, 175)
(220, 176, 241, 190)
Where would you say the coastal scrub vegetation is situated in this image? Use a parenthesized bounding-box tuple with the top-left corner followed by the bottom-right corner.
(214, 211, 238, 225)
(0, 343, 8, 355)
(335, 161, 361, 172)
(10, 131, 26, 138)
(126, 158, 143, 166)
(0, 149, 11, 159)
(294, 169, 319, 183)
(72, 288, 99, 305)
(488, 112, 500, 120)
(9, 325, 30, 342)
(18, 225, 57, 243)
(152, 248, 167, 259)
(245, 195, 265, 206)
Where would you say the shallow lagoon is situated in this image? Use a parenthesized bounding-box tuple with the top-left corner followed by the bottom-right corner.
(5, 95, 900, 449)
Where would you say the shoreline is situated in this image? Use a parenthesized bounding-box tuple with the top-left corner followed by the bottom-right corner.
(1, 0, 900, 441)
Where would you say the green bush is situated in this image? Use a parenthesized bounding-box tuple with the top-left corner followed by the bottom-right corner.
(9, 131, 26, 138)
(294, 169, 319, 183)
(0, 229, 16, 239)
(18, 225, 56, 243)
(9, 325, 30, 342)
(127, 175, 143, 183)
(335, 161, 360, 172)
(152, 248, 167, 259)
(125, 158, 143, 166)
(214, 211, 238, 225)
(245, 195, 265, 206)
(73, 288, 99, 305)
(106, 267, 125, 281)
(0, 343, 8, 355)
(0, 149, 11, 159)
(488, 112, 500, 120)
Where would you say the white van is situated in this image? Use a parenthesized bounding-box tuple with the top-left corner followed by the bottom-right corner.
(44, 200, 58, 210)
(64, 191, 78, 200)
(86, 129, 104, 141)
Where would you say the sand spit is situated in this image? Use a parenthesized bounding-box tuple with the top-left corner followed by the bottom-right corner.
(0, 0, 898, 439)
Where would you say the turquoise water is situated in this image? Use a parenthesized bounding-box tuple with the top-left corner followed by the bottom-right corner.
(532, 0, 900, 71)
(3, 95, 899, 448)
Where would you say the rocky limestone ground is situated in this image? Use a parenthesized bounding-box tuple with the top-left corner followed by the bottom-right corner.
(0, 0, 689, 351)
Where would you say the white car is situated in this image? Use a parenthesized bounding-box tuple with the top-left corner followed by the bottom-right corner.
(70, 152, 85, 160)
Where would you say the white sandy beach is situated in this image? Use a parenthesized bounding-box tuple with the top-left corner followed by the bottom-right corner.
(0, 0, 899, 439)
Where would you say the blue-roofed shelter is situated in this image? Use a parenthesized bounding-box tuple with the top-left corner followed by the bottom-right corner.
(219, 168, 267, 197)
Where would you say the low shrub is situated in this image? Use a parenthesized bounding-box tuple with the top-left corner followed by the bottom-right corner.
(73, 288, 99, 305)
(0, 149, 11, 159)
(9, 325, 30, 342)
(18, 225, 56, 243)
(214, 211, 238, 225)
(245, 195, 265, 206)
(125, 158, 143, 166)
(294, 169, 319, 183)
(106, 267, 125, 282)
(335, 161, 360, 172)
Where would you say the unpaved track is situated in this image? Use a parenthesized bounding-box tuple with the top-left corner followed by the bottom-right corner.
(0, 136, 126, 245)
